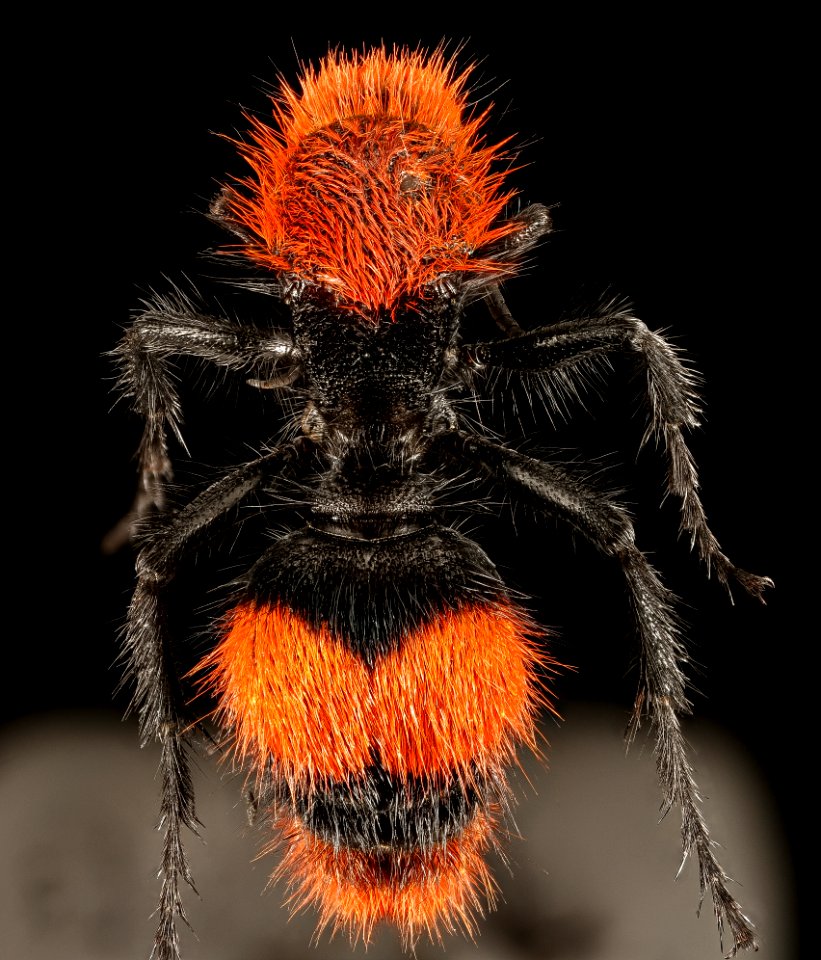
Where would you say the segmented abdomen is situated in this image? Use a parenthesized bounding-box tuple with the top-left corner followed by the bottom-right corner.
(194, 525, 557, 944)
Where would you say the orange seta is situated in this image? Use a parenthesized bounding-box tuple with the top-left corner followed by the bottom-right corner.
(271, 810, 499, 946)
(220, 46, 521, 316)
(196, 600, 553, 790)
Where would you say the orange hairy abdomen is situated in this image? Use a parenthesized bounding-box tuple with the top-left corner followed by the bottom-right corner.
(196, 600, 546, 787)
(271, 811, 499, 945)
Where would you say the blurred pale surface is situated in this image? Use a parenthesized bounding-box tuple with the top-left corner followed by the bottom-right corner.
(0, 705, 794, 960)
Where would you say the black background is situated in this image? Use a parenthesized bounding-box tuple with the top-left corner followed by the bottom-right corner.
(10, 12, 801, 953)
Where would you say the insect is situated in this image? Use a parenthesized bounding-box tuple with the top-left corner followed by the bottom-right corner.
(113, 45, 772, 960)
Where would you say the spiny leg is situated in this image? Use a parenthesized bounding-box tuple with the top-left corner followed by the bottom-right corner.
(463, 303, 772, 601)
(122, 443, 308, 960)
(110, 286, 297, 541)
(484, 285, 525, 337)
(476, 203, 552, 339)
(618, 547, 757, 955)
(435, 430, 758, 955)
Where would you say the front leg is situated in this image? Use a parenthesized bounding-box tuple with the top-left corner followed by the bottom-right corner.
(111, 286, 298, 532)
(464, 304, 772, 601)
(434, 430, 758, 955)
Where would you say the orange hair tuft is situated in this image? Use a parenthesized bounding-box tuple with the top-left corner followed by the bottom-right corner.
(221, 46, 521, 316)
(194, 599, 556, 792)
(271, 810, 500, 947)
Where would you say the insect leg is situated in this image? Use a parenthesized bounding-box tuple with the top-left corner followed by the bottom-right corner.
(476, 203, 552, 337)
(464, 304, 772, 601)
(484, 284, 525, 337)
(111, 286, 297, 527)
(122, 442, 308, 960)
(435, 430, 758, 956)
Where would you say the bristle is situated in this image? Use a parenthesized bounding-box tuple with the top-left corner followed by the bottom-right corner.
(220, 46, 520, 316)
(271, 810, 500, 948)
(192, 598, 555, 940)
(194, 600, 554, 790)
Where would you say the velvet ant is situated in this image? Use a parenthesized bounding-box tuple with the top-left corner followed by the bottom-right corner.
(112, 45, 772, 959)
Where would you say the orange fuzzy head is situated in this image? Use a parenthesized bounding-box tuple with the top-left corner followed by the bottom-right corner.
(220, 47, 521, 317)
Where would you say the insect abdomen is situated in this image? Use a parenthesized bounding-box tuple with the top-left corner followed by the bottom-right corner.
(195, 524, 556, 943)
